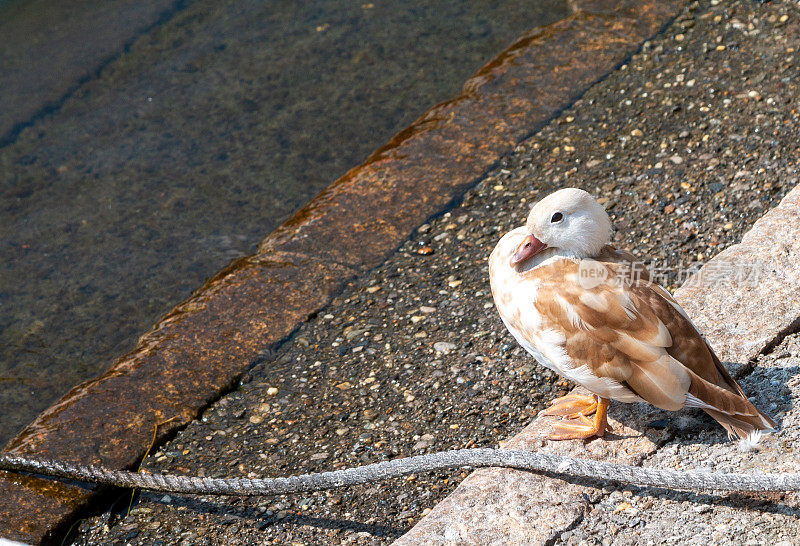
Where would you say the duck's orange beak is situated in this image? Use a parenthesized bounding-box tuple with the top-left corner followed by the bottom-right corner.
(511, 234, 547, 265)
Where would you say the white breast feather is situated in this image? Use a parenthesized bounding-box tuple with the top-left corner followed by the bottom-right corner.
(490, 234, 642, 404)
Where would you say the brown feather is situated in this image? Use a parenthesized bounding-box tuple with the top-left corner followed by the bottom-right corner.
(625, 355, 690, 411)
(685, 368, 776, 437)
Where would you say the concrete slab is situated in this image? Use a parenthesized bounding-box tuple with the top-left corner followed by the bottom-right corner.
(677, 186, 800, 374)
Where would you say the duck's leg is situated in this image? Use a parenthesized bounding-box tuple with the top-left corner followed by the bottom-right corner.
(547, 397, 611, 440)
(539, 393, 598, 419)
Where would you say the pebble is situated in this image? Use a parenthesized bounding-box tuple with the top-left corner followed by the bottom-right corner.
(343, 326, 366, 340)
(433, 342, 457, 353)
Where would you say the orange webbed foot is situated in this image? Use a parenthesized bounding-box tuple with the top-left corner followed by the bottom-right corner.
(543, 396, 611, 441)
(539, 393, 598, 419)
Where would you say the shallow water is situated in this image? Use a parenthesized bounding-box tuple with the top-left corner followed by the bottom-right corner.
(0, 0, 568, 446)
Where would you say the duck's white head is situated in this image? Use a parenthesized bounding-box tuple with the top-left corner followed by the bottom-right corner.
(512, 188, 612, 266)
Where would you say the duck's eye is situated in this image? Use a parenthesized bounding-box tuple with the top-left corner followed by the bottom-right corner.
(550, 212, 563, 223)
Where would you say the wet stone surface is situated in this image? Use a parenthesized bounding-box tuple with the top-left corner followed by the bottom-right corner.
(0, 0, 566, 447)
(76, 0, 800, 543)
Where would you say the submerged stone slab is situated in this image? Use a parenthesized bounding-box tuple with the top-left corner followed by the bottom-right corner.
(0, 0, 182, 143)
(0, 251, 354, 543)
(396, 190, 800, 544)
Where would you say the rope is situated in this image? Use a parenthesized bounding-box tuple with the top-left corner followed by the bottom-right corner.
(2, 448, 799, 496)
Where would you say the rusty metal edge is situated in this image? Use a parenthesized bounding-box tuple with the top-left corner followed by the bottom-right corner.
(0, 1, 686, 543)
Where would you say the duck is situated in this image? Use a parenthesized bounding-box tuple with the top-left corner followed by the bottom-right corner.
(489, 187, 775, 440)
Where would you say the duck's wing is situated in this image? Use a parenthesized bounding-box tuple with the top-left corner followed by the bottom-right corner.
(532, 255, 774, 439)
